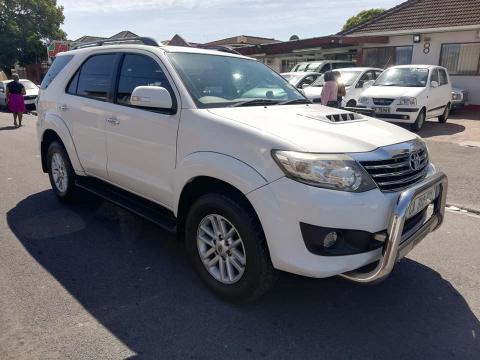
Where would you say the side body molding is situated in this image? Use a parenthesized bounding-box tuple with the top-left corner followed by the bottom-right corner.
(41, 113, 85, 174)
(173, 152, 268, 216)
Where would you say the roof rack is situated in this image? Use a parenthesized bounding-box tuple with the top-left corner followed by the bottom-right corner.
(198, 45, 241, 55)
(72, 37, 159, 50)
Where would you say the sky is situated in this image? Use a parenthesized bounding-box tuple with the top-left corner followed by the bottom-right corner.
(57, 0, 403, 43)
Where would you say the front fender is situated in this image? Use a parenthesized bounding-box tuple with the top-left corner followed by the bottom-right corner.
(173, 152, 268, 216)
(41, 113, 85, 174)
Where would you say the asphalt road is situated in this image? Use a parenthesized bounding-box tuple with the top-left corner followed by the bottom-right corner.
(1, 113, 479, 359)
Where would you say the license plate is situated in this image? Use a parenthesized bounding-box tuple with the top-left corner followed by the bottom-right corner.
(406, 187, 437, 219)
(374, 107, 390, 114)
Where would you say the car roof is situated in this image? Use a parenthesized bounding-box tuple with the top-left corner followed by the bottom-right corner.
(58, 44, 253, 60)
(389, 64, 442, 69)
(334, 67, 383, 72)
(281, 71, 321, 76)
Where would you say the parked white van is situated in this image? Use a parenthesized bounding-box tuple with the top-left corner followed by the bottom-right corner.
(36, 38, 448, 301)
(358, 65, 452, 132)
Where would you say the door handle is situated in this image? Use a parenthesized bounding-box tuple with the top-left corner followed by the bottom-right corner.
(59, 104, 68, 111)
(106, 116, 120, 125)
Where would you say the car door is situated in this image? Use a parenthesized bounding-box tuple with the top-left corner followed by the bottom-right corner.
(438, 68, 452, 108)
(427, 68, 443, 117)
(105, 52, 180, 208)
(61, 52, 119, 179)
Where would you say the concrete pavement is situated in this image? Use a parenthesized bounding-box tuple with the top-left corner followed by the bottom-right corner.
(0, 112, 479, 359)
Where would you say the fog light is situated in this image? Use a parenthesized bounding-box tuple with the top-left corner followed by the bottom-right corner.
(403, 115, 409, 120)
(323, 232, 338, 248)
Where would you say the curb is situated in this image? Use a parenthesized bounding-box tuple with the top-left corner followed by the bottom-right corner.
(446, 202, 480, 215)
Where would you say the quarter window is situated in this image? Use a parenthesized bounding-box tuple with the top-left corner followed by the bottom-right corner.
(74, 54, 116, 101)
(41, 55, 74, 89)
(430, 69, 439, 84)
(116, 54, 171, 106)
(440, 43, 480, 75)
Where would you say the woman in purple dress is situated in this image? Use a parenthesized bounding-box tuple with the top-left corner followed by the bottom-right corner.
(6, 74, 26, 127)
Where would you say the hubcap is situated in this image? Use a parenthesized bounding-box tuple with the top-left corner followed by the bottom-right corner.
(51, 152, 68, 193)
(197, 214, 246, 284)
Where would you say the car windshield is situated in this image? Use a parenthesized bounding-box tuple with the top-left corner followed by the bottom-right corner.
(20, 80, 37, 90)
(168, 53, 305, 108)
(311, 70, 362, 87)
(374, 68, 429, 87)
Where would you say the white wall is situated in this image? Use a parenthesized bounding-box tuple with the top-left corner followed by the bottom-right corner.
(363, 30, 480, 104)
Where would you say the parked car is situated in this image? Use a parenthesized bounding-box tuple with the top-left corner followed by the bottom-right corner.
(37, 40, 448, 302)
(290, 60, 356, 74)
(280, 71, 321, 89)
(451, 87, 468, 111)
(302, 67, 383, 107)
(0, 79, 39, 111)
(358, 65, 452, 132)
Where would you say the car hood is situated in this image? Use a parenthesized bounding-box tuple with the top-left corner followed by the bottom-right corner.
(25, 88, 39, 96)
(361, 85, 424, 98)
(207, 105, 417, 153)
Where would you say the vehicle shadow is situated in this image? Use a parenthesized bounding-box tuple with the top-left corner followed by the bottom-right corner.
(418, 120, 466, 138)
(7, 191, 480, 359)
(0, 125, 18, 131)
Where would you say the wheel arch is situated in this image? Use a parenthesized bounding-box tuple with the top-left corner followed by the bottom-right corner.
(40, 114, 84, 174)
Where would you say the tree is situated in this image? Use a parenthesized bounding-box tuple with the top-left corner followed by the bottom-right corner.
(0, 0, 66, 76)
(341, 8, 386, 32)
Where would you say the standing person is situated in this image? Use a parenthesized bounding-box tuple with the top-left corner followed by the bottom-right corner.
(334, 71, 346, 108)
(6, 74, 26, 127)
(320, 71, 338, 108)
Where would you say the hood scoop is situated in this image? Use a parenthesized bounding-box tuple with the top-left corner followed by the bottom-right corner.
(297, 111, 365, 124)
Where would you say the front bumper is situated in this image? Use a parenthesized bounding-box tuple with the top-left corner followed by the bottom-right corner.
(340, 171, 447, 283)
(247, 169, 447, 281)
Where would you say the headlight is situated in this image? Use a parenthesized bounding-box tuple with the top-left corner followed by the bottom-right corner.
(452, 92, 461, 101)
(398, 97, 417, 106)
(358, 97, 369, 104)
(272, 151, 377, 192)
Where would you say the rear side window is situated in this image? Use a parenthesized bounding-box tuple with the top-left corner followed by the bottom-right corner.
(40, 55, 74, 89)
(116, 54, 171, 106)
(439, 69, 448, 85)
(70, 54, 116, 101)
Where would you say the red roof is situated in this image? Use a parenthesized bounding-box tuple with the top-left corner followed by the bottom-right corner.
(341, 0, 480, 35)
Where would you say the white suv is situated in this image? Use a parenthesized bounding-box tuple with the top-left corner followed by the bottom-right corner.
(358, 65, 452, 132)
(37, 38, 448, 301)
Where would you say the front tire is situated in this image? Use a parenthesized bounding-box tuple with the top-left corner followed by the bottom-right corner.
(438, 103, 450, 123)
(410, 109, 426, 132)
(185, 193, 276, 302)
(47, 141, 79, 202)
(346, 99, 356, 108)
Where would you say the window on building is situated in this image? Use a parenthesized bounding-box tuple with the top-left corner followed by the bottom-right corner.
(440, 43, 480, 75)
(363, 46, 413, 68)
(116, 54, 171, 106)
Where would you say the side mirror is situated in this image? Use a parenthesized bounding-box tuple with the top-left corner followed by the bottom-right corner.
(130, 86, 172, 109)
(356, 80, 364, 89)
(430, 80, 439, 88)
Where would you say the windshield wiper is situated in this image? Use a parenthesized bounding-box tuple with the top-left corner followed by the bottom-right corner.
(278, 99, 311, 105)
(231, 99, 280, 107)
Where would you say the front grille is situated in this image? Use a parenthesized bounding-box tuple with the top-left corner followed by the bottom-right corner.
(24, 95, 37, 100)
(360, 148, 429, 192)
(373, 98, 394, 106)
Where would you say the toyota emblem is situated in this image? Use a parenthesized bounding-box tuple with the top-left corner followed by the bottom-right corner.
(409, 151, 422, 171)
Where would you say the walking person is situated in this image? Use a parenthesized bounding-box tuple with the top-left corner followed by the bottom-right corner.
(320, 71, 338, 108)
(333, 71, 346, 108)
(6, 74, 26, 127)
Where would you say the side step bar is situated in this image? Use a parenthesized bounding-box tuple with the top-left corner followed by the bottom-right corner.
(75, 177, 177, 233)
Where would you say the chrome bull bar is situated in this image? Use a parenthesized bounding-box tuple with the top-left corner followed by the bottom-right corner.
(340, 171, 448, 284)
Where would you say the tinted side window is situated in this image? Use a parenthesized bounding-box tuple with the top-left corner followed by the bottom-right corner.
(439, 69, 448, 85)
(76, 54, 116, 101)
(319, 64, 330, 73)
(41, 55, 74, 89)
(116, 54, 171, 107)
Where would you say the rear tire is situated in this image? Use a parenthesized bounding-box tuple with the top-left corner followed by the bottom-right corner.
(47, 141, 80, 202)
(410, 109, 426, 132)
(185, 193, 276, 302)
(438, 103, 450, 123)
